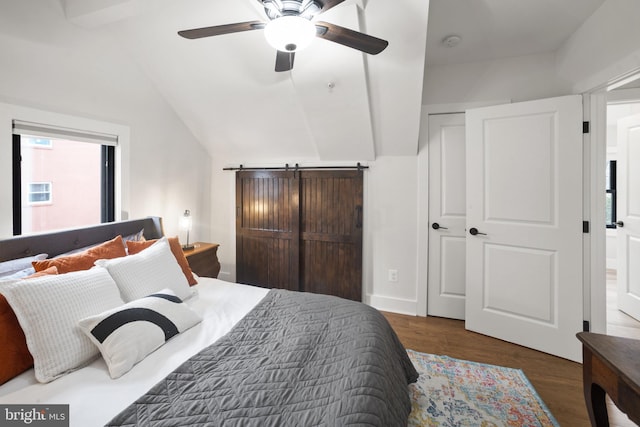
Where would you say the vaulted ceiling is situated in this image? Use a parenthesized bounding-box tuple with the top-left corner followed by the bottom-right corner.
(1, 0, 606, 162)
(58, 0, 430, 162)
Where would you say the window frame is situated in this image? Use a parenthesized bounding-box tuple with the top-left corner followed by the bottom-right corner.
(1, 104, 129, 238)
(101, 145, 115, 223)
(12, 134, 21, 236)
(12, 134, 116, 235)
(605, 159, 617, 229)
(27, 181, 52, 205)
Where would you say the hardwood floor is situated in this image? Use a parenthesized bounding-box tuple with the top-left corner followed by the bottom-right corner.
(384, 310, 638, 427)
(384, 312, 587, 426)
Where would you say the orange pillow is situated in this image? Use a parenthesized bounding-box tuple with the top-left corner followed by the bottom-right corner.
(0, 294, 33, 385)
(126, 237, 197, 286)
(32, 235, 127, 274)
(0, 265, 59, 384)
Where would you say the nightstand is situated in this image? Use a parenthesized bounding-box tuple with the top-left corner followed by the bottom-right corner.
(182, 242, 220, 278)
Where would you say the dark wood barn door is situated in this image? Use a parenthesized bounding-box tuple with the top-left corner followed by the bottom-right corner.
(236, 171, 300, 291)
(300, 171, 363, 301)
(235, 169, 363, 301)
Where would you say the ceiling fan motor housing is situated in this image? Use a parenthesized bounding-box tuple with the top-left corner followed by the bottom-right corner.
(262, 0, 322, 20)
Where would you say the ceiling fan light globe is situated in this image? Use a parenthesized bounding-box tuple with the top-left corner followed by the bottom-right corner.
(264, 16, 315, 52)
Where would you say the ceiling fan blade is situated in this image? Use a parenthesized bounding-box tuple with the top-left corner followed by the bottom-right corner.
(319, 0, 347, 13)
(275, 50, 295, 72)
(315, 22, 388, 55)
(178, 21, 265, 39)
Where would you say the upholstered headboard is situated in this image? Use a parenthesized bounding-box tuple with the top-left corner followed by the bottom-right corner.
(0, 217, 164, 262)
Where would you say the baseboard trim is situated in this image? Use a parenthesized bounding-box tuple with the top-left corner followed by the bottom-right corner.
(367, 294, 418, 316)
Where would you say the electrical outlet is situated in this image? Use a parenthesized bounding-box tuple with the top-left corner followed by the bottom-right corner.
(388, 269, 398, 282)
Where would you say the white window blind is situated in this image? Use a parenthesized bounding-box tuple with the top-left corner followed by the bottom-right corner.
(12, 120, 118, 146)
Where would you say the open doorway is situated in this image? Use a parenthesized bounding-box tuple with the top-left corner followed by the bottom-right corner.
(605, 86, 640, 340)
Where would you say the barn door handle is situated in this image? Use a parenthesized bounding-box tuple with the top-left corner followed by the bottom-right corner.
(356, 206, 363, 228)
(616, 221, 624, 228)
(432, 223, 448, 230)
(469, 227, 487, 236)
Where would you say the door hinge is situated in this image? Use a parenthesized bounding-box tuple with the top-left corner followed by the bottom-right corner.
(583, 320, 590, 332)
(583, 121, 590, 134)
(583, 221, 590, 233)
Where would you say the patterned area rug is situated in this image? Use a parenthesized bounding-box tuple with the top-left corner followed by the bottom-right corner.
(407, 350, 559, 427)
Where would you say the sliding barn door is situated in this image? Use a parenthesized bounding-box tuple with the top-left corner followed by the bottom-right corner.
(236, 169, 363, 301)
(236, 171, 300, 291)
(300, 171, 363, 301)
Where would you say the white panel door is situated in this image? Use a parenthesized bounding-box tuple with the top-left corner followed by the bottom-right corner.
(617, 113, 640, 321)
(428, 113, 466, 319)
(465, 95, 583, 362)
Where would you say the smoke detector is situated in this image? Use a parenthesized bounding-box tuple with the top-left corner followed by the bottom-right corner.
(442, 35, 462, 48)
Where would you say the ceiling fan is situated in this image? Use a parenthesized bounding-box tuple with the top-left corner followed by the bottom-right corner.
(178, 0, 389, 72)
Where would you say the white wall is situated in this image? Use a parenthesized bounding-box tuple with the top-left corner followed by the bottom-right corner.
(367, 0, 430, 156)
(422, 52, 572, 106)
(365, 156, 419, 314)
(209, 158, 236, 283)
(0, 1, 211, 240)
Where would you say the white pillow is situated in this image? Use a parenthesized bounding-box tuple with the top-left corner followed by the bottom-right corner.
(78, 288, 202, 378)
(0, 266, 37, 281)
(96, 237, 192, 302)
(0, 267, 124, 383)
(0, 253, 47, 277)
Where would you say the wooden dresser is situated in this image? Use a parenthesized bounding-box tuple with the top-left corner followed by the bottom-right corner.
(183, 242, 220, 278)
(577, 332, 640, 426)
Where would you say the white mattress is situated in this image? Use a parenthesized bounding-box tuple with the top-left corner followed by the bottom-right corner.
(0, 278, 269, 427)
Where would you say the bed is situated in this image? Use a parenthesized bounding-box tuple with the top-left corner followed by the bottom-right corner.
(0, 218, 418, 426)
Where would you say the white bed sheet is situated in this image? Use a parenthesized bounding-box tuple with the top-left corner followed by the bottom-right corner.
(0, 278, 269, 427)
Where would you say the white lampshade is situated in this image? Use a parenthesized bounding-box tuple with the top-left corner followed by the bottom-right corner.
(179, 209, 192, 231)
(180, 209, 194, 250)
(264, 16, 316, 52)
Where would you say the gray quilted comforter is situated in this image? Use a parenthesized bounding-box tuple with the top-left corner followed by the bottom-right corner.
(106, 289, 418, 427)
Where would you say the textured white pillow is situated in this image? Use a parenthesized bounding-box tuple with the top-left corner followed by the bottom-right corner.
(96, 237, 192, 302)
(0, 267, 124, 383)
(78, 288, 202, 378)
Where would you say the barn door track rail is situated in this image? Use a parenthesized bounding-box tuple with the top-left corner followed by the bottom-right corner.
(223, 163, 369, 171)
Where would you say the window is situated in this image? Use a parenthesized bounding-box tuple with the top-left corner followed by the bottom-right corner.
(12, 121, 116, 235)
(605, 160, 617, 228)
(25, 137, 52, 149)
(28, 182, 52, 204)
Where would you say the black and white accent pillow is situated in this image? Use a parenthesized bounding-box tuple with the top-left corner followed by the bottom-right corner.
(78, 289, 202, 378)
